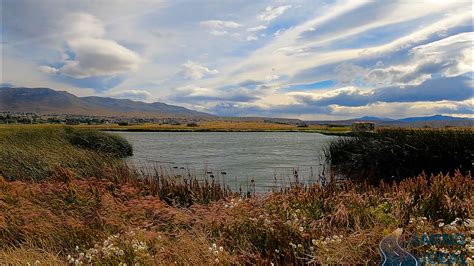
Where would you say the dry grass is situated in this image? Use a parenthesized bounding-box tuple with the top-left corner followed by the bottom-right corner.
(77, 120, 350, 133)
(1, 171, 472, 264)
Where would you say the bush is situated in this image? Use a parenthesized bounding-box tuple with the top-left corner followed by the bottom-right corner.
(325, 128, 474, 184)
(65, 128, 133, 158)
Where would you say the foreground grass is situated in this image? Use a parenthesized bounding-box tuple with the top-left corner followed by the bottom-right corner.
(0, 126, 473, 264)
(1, 172, 473, 264)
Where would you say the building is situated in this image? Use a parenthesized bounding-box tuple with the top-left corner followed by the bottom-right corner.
(351, 122, 376, 132)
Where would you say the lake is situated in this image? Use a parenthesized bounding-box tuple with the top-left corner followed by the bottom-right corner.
(111, 131, 336, 192)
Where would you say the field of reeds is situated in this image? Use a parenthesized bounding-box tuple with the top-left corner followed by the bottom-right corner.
(0, 126, 473, 264)
(326, 128, 474, 184)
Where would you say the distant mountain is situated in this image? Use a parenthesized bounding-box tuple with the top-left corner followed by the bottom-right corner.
(0, 87, 211, 118)
(397, 114, 471, 123)
(354, 116, 395, 122)
(307, 114, 473, 127)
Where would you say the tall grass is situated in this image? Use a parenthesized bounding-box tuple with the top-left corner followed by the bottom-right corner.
(0, 127, 130, 181)
(325, 128, 474, 184)
(0, 126, 232, 205)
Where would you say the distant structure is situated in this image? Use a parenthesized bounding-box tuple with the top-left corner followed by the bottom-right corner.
(351, 122, 375, 132)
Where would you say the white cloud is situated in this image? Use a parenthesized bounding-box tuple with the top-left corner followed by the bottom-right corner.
(365, 32, 473, 86)
(38, 65, 59, 75)
(247, 25, 267, 32)
(200, 20, 241, 29)
(60, 37, 140, 79)
(65, 13, 105, 38)
(258, 5, 292, 21)
(266, 74, 279, 81)
(246, 35, 259, 41)
(200, 20, 241, 36)
(181, 61, 218, 80)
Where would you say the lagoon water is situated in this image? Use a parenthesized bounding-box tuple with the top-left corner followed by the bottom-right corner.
(111, 131, 335, 192)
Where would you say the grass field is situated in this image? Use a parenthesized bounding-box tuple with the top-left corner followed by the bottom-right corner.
(0, 126, 473, 264)
(74, 121, 352, 135)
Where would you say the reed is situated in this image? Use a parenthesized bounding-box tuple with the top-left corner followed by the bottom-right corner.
(325, 128, 474, 184)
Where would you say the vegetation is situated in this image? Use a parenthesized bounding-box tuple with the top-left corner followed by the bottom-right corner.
(326, 128, 474, 184)
(0, 126, 473, 264)
(79, 121, 351, 134)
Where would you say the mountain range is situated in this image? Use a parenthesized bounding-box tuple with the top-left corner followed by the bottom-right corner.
(0, 87, 472, 126)
(0, 87, 210, 118)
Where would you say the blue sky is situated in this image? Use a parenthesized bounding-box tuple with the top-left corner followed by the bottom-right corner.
(1, 0, 472, 119)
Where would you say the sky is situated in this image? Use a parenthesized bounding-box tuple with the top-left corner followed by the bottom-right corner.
(1, 0, 473, 120)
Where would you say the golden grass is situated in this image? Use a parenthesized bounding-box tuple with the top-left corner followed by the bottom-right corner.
(1, 171, 472, 264)
(74, 120, 351, 133)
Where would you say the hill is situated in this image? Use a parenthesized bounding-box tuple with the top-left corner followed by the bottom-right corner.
(307, 115, 473, 127)
(0, 87, 211, 118)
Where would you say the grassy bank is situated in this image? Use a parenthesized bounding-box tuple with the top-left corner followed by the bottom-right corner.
(74, 121, 351, 135)
(0, 126, 473, 264)
(326, 128, 474, 184)
(0, 126, 131, 181)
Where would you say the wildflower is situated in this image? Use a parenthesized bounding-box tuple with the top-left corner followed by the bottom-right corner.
(219, 246, 224, 252)
(212, 243, 217, 249)
(298, 226, 304, 232)
(75, 246, 79, 251)
(213, 250, 219, 256)
(439, 222, 445, 228)
(275, 249, 279, 253)
(464, 218, 474, 228)
(297, 244, 303, 248)
(215, 258, 219, 263)
(312, 239, 317, 245)
(209, 247, 213, 252)
(34, 260, 40, 265)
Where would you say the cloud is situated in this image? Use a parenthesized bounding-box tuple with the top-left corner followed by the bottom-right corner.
(247, 25, 267, 32)
(109, 89, 152, 101)
(266, 74, 279, 81)
(32, 13, 141, 79)
(60, 37, 141, 79)
(171, 85, 261, 103)
(38, 65, 59, 75)
(258, 5, 292, 21)
(246, 35, 259, 41)
(200, 20, 241, 36)
(180, 61, 219, 80)
(299, 76, 473, 107)
(365, 32, 473, 86)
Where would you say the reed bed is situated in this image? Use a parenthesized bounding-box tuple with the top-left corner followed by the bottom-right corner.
(325, 128, 474, 184)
